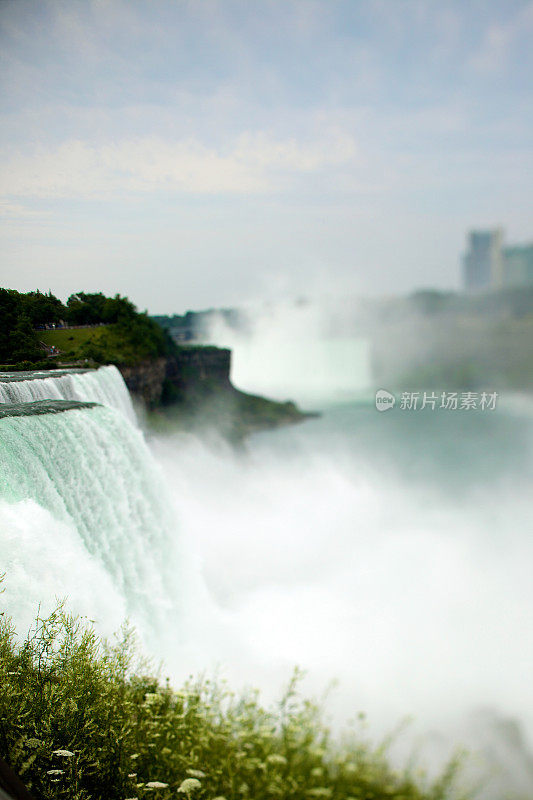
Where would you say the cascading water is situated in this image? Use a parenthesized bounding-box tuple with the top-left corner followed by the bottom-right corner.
(1, 403, 178, 632)
(2, 359, 533, 798)
(0, 365, 136, 424)
(204, 303, 372, 404)
(0, 373, 215, 669)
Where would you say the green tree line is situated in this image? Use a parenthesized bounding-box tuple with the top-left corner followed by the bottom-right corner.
(0, 289, 173, 367)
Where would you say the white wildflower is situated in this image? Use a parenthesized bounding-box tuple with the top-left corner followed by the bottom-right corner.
(128, 773, 137, 779)
(186, 769, 206, 778)
(178, 777, 202, 793)
(53, 749, 74, 757)
(47, 769, 64, 776)
(145, 781, 169, 789)
(266, 753, 287, 766)
(144, 693, 161, 705)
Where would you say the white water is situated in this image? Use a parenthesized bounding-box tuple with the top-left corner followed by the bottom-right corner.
(1, 357, 532, 797)
(0, 365, 136, 423)
(0, 395, 217, 667)
(1, 406, 172, 625)
(148, 402, 533, 798)
(204, 301, 372, 404)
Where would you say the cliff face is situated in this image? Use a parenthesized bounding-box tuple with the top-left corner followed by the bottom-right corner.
(118, 345, 313, 440)
(118, 347, 231, 407)
(118, 357, 167, 406)
(166, 347, 231, 396)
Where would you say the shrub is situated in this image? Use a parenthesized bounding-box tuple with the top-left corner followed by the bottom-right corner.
(0, 603, 469, 800)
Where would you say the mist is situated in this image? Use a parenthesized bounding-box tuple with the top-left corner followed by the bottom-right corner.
(147, 295, 533, 797)
(2, 298, 532, 798)
(203, 297, 372, 405)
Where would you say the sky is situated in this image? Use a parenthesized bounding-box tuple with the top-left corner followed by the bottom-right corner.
(0, 0, 532, 313)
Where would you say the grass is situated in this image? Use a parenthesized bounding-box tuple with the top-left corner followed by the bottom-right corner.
(40, 326, 162, 367)
(0, 597, 470, 800)
(40, 327, 107, 352)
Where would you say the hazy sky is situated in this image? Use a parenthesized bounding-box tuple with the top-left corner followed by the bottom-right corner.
(1, 0, 532, 313)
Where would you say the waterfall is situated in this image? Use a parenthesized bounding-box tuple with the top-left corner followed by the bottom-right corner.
(0, 365, 136, 424)
(204, 303, 372, 404)
(0, 403, 180, 626)
(0, 369, 213, 664)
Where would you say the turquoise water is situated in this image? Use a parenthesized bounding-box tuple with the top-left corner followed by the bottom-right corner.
(252, 398, 533, 498)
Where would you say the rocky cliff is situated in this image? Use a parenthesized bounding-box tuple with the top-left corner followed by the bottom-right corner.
(117, 346, 231, 407)
(165, 346, 231, 399)
(118, 345, 314, 440)
(118, 357, 168, 406)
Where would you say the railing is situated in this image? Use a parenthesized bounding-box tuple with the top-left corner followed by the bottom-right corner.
(34, 323, 107, 331)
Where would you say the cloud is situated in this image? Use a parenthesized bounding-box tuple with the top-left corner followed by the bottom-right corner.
(0, 131, 358, 201)
(469, 1, 533, 74)
(0, 202, 51, 220)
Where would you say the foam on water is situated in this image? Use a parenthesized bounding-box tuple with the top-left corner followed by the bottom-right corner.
(0, 401, 216, 666)
(0, 365, 136, 423)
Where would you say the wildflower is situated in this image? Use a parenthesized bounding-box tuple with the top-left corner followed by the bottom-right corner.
(130, 753, 140, 760)
(46, 769, 64, 776)
(186, 769, 206, 778)
(178, 777, 202, 793)
(128, 773, 137, 779)
(53, 749, 74, 757)
(145, 781, 169, 789)
(266, 753, 287, 766)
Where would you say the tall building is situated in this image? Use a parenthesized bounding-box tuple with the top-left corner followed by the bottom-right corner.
(502, 244, 533, 288)
(463, 228, 504, 292)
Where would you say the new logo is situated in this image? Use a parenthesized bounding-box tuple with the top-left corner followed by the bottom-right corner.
(375, 389, 395, 412)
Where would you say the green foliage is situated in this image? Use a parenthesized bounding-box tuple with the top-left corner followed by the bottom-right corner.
(66, 293, 137, 326)
(0, 290, 42, 363)
(0, 605, 469, 800)
(21, 292, 65, 328)
(0, 288, 175, 367)
(9, 315, 43, 362)
(41, 322, 171, 368)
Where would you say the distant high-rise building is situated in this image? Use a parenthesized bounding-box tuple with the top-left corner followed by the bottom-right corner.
(463, 228, 504, 292)
(502, 244, 533, 289)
